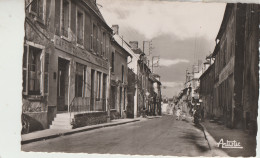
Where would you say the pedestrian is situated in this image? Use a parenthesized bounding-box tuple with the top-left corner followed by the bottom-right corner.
(176, 107, 181, 120)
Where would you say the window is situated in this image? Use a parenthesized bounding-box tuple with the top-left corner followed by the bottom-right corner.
(23, 44, 47, 95)
(28, 0, 45, 22)
(111, 52, 115, 72)
(102, 32, 106, 56)
(75, 63, 86, 97)
(61, 0, 70, 38)
(76, 9, 84, 46)
(96, 72, 102, 100)
(93, 24, 98, 53)
(105, 34, 110, 59)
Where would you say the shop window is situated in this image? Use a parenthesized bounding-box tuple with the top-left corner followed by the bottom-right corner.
(28, 0, 45, 22)
(61, 0, 70, 38)
(96, 71, 102, 100)
(76, 9, 84, 46)
(75, 63, 86, 97)
(23, 44, 47, 95)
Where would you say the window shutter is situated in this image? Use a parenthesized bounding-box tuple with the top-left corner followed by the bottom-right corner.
(44, 52, 49, 95)
(23, 45, 29, 95)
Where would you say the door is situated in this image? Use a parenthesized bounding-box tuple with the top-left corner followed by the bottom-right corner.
(90, 69, 95, 111)
(119, 87, 122, 117)
(57, 58, 70, 112)
(102, 74, 107, 111)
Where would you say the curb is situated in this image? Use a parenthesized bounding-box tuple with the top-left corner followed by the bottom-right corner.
(21, 119, 140, 145)
(199, 123, 212, 150)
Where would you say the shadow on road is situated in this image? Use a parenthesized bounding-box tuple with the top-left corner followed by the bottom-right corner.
(180, 131, 209, 153)
(181, 119, 189, 123)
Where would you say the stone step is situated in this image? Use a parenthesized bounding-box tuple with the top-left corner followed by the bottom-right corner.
(50, 124, 72, 130)
(53, 117, 71, 121)
(50, 112, 74, 130)
(55, 114, 72, 118)
(52, 120, 71, 126)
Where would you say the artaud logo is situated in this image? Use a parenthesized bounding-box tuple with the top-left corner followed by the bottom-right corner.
(217, 138, 243, 149)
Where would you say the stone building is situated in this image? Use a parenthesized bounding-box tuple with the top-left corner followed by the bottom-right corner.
(22, 0, 112, 133)
(199, 63, 215, 118)
(212, 3, 247, 128)
(129, 42, 147, 117)
(200, 3, 259, 132)
(109, 25, 132, 119)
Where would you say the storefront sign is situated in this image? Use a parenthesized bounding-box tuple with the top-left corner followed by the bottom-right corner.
(219, 56, 234, 84)
(54, 36, 109, 69)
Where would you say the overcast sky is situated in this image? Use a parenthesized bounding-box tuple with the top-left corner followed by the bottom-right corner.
(97, 0, 226, 98)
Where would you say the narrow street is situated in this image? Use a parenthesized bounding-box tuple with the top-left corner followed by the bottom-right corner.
(22, 115, 226, 156)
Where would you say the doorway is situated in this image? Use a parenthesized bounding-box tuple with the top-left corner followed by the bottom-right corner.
(57, 58, 70, 112)
(90, 69, 95, 111)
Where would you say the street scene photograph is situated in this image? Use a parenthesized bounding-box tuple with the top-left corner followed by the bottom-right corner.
(18, 0, 259, 157)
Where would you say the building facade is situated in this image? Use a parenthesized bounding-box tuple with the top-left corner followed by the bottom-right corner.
(23, 0, 112, 133)
(199, 63, 215, 118)
(199, 3, 259, 133)
(241, 4, 259, 134)
(109, 27, 132, 119)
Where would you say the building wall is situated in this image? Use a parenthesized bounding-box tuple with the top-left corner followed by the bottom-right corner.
(23, 0, 112, 131)
(110, 41, 129, 118)
(199, 64, 214, 118)
(242, 4, 259, 134)
(213, 4, 246, 128)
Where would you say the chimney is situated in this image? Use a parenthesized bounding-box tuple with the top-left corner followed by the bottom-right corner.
(112, 25, 119, 35)
(129, 41, 138, 49)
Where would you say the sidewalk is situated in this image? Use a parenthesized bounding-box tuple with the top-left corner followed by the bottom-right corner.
(21, 118, 143, 145)
(201, 119, 257, 157)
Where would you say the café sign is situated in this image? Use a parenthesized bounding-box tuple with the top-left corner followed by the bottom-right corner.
(54, 36, 109, 69)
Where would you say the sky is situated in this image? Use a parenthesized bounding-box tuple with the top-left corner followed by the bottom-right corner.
(97, 0, 226, 98)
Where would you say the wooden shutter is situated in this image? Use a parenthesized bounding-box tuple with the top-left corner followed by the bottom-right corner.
(44, 52, 49, 95)
(23, 44, 29, 95)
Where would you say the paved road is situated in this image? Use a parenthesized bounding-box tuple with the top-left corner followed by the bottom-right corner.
(22, 115, 227, 156)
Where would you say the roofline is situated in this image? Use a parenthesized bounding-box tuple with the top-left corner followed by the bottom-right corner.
(111, 38, 133, 58)
(216, 3, 233, 41)
(199, 63, 215, 80)
(80, 0, 113, 33)
(212, 42, 220, 57)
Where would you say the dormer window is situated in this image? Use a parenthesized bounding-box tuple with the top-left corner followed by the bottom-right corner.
(28, 0, 45, 23)
(61, 0, 70, 39)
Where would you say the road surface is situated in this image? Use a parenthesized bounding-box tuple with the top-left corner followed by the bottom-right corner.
(22, 115, 227, 156)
